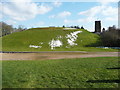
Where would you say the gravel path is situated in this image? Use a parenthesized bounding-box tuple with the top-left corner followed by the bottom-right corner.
(1, 52, 119, 60)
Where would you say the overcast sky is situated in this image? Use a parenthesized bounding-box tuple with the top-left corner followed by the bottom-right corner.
(0, 0, 119, 32)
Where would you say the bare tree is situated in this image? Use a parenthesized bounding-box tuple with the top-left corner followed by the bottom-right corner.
(0, 22, 14, 36)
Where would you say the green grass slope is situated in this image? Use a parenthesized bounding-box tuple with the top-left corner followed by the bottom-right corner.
(2, 27, 117, 52)
(2, 57, 119, 88)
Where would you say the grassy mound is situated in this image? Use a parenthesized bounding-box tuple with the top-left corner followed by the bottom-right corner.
(2, 57, 119, 88)
(2, 27, 117, 52)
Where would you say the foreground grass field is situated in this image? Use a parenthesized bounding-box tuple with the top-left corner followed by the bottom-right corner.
(2, 57, 119, 88)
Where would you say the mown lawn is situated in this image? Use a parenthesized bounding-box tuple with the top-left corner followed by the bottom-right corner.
(2, 57, 119, 88)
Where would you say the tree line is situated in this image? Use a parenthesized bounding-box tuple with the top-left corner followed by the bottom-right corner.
(0, 22, 27, 37)
(63, 25, 84, 29)
(100, 25, 120, 47)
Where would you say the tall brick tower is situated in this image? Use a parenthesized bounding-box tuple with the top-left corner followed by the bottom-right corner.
(95, 21, 101, 33)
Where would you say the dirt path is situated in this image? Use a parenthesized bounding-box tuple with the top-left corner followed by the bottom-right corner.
(0, 52, 119, 61)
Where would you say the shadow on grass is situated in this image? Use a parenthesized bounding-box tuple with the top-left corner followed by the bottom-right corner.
(106, 67, 120, 69)
(87, 80, 120, 83)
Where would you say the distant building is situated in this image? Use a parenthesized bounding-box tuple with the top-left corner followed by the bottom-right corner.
(95, 21, 101, 33)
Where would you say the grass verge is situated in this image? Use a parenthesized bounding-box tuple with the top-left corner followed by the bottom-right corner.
(2, 57, 119, 88)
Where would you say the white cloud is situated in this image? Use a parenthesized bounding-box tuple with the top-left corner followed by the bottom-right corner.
(49, 11, 71, 19)
(52, 1, 62, 7)
(0, 3, 3, 19)
(1, 0, 52, 21)
(78, 2, 118, 23)
(78, 6, 105, 17)
(78, 17, 96, 23)
(64, 19, 72, 24)
(0, 14, 2, 19)
(49, 15, 55, 19)
(98, 0, 119, 5)
(9, 0, 31, 2)
(105, 17, 118, 21)
(58, 11, 71, 18)
(78, 6, 102, 23)
(102, 6, 118, 16)
(63, 16, 96, 25)
(5, 20, 17, 25)
(35, 21, 45, 26)
(38, 4, 52, 14)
